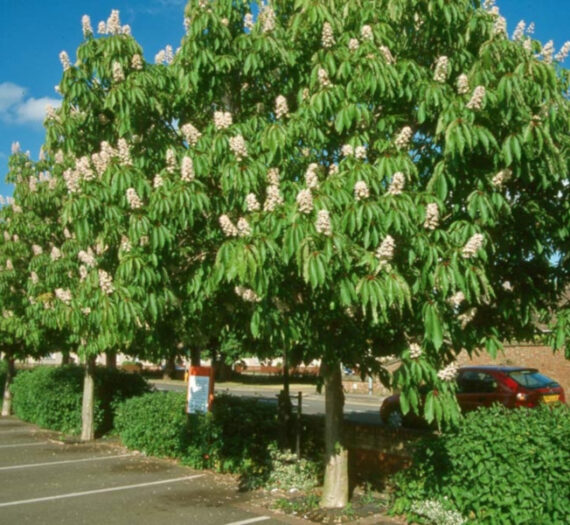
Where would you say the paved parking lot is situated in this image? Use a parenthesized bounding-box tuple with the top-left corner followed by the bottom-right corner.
(0, 418, 301, 525)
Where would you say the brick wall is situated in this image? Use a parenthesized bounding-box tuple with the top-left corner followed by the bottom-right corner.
(456, 344, 570, 395)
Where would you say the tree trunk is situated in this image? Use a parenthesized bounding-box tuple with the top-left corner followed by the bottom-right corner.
(190, 347, 201, 367)
(105, 350, 117, 369)
(278, 348, 292, 449)
(163, 354, 176, 379)
(320, 361, 349, 508)
(1, 355, 15, 417)
(81, 356, 97, 441)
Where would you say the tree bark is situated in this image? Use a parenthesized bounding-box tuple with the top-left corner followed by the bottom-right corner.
(81, 356, 97, 441)
(163, 354, 176, 379)
(190, 347, 201, 367)
(1, 355, 15, 417)
(320, 361, 349, 508)
(105, 350, 117, 369)
(61, 350, 71, 366)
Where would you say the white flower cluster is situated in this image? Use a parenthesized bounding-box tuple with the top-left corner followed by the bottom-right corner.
(466, 86, 486, 110)
(59, 51, 71, 72)
(348, 38, 360, 52)
(120, 236, 132, 252)
(448, 291, 465, 308)
(375, 235, 395, 263)
(234, 286, 261, 302)
(5, 259, 13, 271)
(424, 203, 439, 230)
(78, 248, 96, 267)
(541, 40, 554, 64)
(219, 214, 238, 237)
(112, 61, 125, 83)
(237, 217, 251, 237)
(437, 362, 459, 382)
(11, 141, 20, 154)
(106, 10, 121, 35)
(214, 111, 232, 129)
(456, 74, 470, 95)
(315, 209, 332, 236)
(355, 145, 367, 159)
(512, 20, 526, 41)
(492, 168, 512, 187)
(117, 138, 131, 166)
(410, 500, 466, 525)
(246, 193, 260, 212)
(361, 25, 373, 41)
(395, 126, 413, 148)
(305, 163, 319, 189)
(166, 148, 176, 173)
(502, 281, 514, 291)
(2, 310, 14, 318)
(82, 15, 93, 37)
(296, 189, 314, 214)
(181, 156, 195, 182)
(229, 135, 248, 161)
(379, 46, 395, 65)
(328, 164, 339, 176)
(341, 144, 354, 157)
(354, 180, 369, 201)
(55, 288, 72, 305)
(46, 105, 59, 122)
(131, 54, 143, 70)
(259, 4, 275, 33)
(126, 188, 143, 209)
(462, 233, 484, 258)
(181, 122, 202, 146)
(50, 247, 62, 261)
(409, 343, 423, 359)
(153, 174, 163, 188)
(264, 185, 283, 211)
(322, 22, 335, 48)
(555, 41, 570, 62)
(98, 269, 114, 295)
(267, 167, 280, 185)
(388, 172, 406, 195)
(76, 156, 95, 181)
(458, 307, 477, 328)
(433, 56, 449, 83)
(494, 15, 507, 37)
(30, 271, 39, 284)
(32, 245, 43, 256)
(318, 68, 331, 88)
(244, 13, 254, 31)
(63, 168, 81, 193)
(275, 95, 288, 119)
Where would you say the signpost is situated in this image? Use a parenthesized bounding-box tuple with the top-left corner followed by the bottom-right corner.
(186, 366, 214, 414)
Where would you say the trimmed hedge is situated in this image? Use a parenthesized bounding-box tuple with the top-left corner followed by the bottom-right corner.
(11, 365, 150, 435)
(115, 391, 323, 488)
(392, 404, 570, 524)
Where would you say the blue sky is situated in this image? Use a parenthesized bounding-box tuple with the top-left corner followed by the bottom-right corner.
(0, 0, 568, 198)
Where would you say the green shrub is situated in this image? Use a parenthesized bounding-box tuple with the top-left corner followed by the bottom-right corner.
(114, 391, 190, 457)
(0, 360, 7, 410)
(392, 404, 570, 524)
(11, 365, 149, 436)
(115, 391, 322, 489)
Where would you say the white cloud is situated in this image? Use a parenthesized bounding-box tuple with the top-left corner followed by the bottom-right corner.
(0, 82, 60, 125)
(15, 97, 61, 124)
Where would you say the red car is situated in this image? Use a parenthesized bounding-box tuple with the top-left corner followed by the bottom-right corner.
(380, 365, 566, 427)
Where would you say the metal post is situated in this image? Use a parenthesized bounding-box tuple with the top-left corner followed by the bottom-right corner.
(368, 375, 373, 395)
(296, 391, 302, 460)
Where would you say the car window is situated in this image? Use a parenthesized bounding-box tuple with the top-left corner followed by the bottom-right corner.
(457, 371, 497, 393)
(508, 370, 560, 389)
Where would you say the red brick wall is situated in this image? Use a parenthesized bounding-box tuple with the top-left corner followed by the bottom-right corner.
(456, 345, 570, 397)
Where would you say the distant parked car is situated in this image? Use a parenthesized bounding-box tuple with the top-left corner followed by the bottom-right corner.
(380, 365, 566, 427)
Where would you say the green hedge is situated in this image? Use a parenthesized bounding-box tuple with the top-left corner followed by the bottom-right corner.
(11, 365, 150, 435)
(115, 391, 322, 488)
(392, 404, 570, 524)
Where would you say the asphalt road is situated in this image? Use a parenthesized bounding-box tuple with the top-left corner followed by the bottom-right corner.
(152, 381, 385, 426)
(0, 418, 306, 525)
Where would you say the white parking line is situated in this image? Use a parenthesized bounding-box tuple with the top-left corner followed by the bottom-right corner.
(225, 517, 271, 525)
(0, 453, 132, 471)
(0, 442, 48, 449)
(0, 474, 205, 508)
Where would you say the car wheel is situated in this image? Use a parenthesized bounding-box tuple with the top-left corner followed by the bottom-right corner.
(386, 408, 404, 428)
